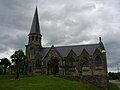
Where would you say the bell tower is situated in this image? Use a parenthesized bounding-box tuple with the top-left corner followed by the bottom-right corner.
(26, 6, 42, 60)
(25, 6, 42, 74)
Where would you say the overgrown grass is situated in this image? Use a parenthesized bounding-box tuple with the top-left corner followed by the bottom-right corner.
(0, 75, 101, 90)
(109, 83, 120, 90)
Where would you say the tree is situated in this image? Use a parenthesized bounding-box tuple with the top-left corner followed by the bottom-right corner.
(108, 72, 120, 80)
(24, 55, 30, 75)
(10, 64, 15, 75)
(1, 58, 11, 75)
(77, 57, 86, 76)
(0, 62, 3, 74)
(11, 49, 25, 79)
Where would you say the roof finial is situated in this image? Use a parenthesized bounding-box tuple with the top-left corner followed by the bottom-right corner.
(99, 37, 102, 42)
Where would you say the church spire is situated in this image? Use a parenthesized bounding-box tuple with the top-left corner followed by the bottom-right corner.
(28, 6, 42, 48)
(30, 7, 41, 34)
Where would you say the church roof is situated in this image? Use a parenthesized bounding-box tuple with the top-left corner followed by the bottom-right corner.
(30, 7, 41, 34)
(41, 44, 100, 60)
(56, 44, 100, 56)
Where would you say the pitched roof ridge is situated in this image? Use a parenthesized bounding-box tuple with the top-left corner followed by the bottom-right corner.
(55, 43, 99, 48)
(41, 43, 99, 49)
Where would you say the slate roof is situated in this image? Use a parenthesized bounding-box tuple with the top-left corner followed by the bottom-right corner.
(30, 7, 41, 34)
(41, 44, 100, 60)
(41, 47, 50, 59)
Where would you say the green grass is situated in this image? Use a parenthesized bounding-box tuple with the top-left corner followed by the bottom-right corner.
(0, 75, 101, 90)
(0, 75, 119, 90)
(109, 83, 120, 90)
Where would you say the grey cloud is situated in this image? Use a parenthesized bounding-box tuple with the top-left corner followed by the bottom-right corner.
(0, 0, 120, 72)
(0, 34, 26, 52)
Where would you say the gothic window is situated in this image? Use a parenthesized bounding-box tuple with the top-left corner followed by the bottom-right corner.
(83, 57, 89, 67)
(32, 36, 34, 41)
(95, 56, 102, 67)
(36, 36, 38, 41)
(36, 60, 41, 68)
(68, 58, 76, 67)
(30, 48, 35, 59)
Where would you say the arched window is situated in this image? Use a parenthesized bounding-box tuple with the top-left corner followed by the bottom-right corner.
(68, 58, 76, 67)
(30, 48, 35, 59)
(83, 57, 89, 67)
(95, 56, 102, 67)
(36, 60, 41, 68)
(32, 36, 34, 41)
(36, 36, 38, 41)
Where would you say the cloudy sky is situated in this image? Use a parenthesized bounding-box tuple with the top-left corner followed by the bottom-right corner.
(0, 0, 120, 72)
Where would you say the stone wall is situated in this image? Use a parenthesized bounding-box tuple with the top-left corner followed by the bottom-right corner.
(57, 75, 108, 90)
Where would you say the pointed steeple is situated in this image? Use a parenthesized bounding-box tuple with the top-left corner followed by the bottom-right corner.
(28, 6, 42, 48)
(30, 7, 41, 34)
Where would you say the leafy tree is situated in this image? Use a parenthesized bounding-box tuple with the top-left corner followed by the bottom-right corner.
(10, 64, 15, 75)
(0, 58, 11, 75)
(24, 55, 30, 75)
(108, 72, 120, 80)
(0, 62, 3, 74)
(77, 57, 86, 76)
(11, 49, 25, 79)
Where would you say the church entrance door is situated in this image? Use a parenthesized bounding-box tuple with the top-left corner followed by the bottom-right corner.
(47, 59, 59, 75)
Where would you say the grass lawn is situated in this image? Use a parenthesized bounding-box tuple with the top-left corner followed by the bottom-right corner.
(0, 75, 119, 90)
(109, 83, 120, 90)
(0, 75, 101, 90)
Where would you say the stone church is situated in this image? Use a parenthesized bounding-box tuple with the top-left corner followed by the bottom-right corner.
(25, 7, 107, 76)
